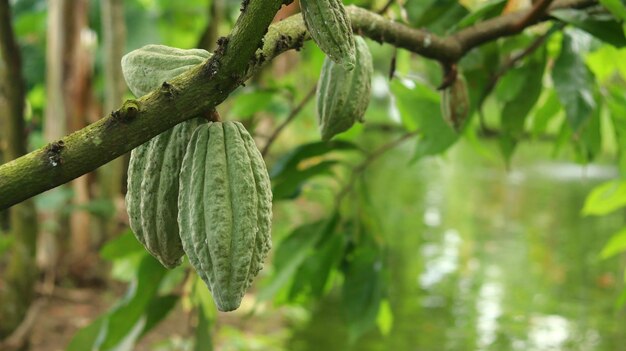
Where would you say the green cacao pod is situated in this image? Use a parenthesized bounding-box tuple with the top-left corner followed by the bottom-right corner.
(126, 118, 206, 268)
(121, 44, 212, 97)
(300, 0, 356, 70)
(316, 36, 372, 141)
(178, 121, 272, 312)
(440, 74, 470, 132)
(123, 44, 211, 268)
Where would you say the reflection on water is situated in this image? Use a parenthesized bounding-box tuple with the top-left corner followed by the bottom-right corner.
(288, 141, 626, 351)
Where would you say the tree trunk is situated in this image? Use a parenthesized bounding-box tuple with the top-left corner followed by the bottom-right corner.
(0, 0, 38, 338)
(97, 0, 127, 245)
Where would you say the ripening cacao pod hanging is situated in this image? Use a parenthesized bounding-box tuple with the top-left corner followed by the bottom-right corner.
(300, 0, 356, 70)
(123, 45, 212, 268)
(126, 118, 206, 268)
(178, 121, 272, 312)
(121, 44, 212, 97)
(440, 73, 470, 132)
(316, 36, 373, 141)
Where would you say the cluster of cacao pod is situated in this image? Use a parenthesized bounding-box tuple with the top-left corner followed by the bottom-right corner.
(300, 0, 374, 140)
(123, 45, 272, 312)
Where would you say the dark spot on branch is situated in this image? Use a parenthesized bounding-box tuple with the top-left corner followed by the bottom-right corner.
(161, 81, 176, 98)
(294, 32, 306, 51)
(240, 0, 250, 12)
(274, 34, 291, 56)
(203, 58, 221, 80)
(216, 36, 229, 56)
(44, 140, 65, 167)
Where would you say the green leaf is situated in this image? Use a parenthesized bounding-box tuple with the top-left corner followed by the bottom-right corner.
(270, 140, 360, 200)
(227, 89, 281, 119)
(258, 215, 339, 301)
(456, 0, 506, 28)
(607, 87, 626, 173)
(270, 140, 359, 179)
(600, 0, 626, 20)
(68, 255, 169, 351)
(390, 79, 459, 161)
(376, 299, 394, 336)
(499, 47, 546, 161)
(551, 9, 626, 47)
(600, 227, 626, 259)
(405, 0, 469, 34)
(289, 232, 346, 300)
(342, 244, 385, 342)
(272, 160, 340, 200)
(552, 31, 597, 132)
(100, 230, 145, 261)
(141, 295, 179, 337)
(582, 179, 626, 216)
(530, 90, 562, 138)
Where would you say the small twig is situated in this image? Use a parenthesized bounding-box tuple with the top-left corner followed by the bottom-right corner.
(477, 22, 563, 130)
(261, 85, 317, 157)
(377, 0, 395, 14)
(511, 0, 555, 32)
(335, 131, 418, 206)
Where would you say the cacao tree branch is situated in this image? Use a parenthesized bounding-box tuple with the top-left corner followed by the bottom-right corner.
(0, 0, 598, 210)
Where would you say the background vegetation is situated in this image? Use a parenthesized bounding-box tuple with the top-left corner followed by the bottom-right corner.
(1, 0, 626, 350)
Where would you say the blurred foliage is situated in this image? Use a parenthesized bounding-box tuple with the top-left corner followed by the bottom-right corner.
(2, 0, 626, 349)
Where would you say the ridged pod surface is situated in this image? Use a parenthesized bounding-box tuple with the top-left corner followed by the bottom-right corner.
(300, 0, 356, 70)
(178, 122, 272, 312)
(121, 44, 212, 97)
(440, 74, 470, 132)
(123, 44, 211, 268)
(316, 36, 372, 141)
(126, 118, 206, 268)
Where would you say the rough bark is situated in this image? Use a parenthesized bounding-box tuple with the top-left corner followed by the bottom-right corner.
(0, 0, 598, 210)
(0, 0, 38, 338)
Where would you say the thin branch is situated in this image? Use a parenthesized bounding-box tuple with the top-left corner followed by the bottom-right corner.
(335, 131, 418, 206)
(261, 84, 316, 157)
(0, 0, 598, 209)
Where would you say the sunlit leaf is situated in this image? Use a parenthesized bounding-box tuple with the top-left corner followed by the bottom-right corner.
(270, 140, 360, 179)
(530, 90, 562, 138)
(600, 227, 626, 259)
(376, 299, 394, 336)
(582, 179, 626, 216)
(552, 31, 597, 132)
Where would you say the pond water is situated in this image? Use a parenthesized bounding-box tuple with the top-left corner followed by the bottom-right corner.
(286, 141, 626, 351)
